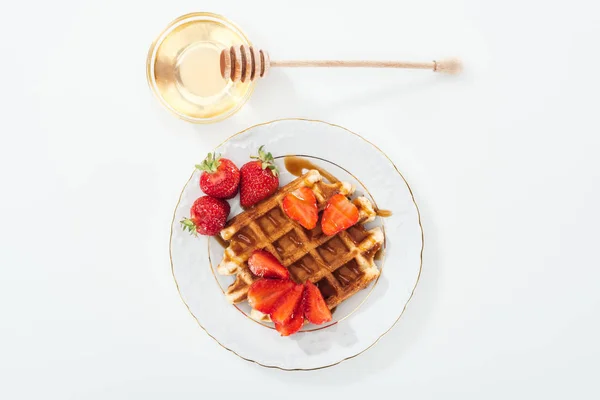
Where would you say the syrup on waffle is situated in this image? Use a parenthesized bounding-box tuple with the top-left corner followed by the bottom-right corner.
(217, 169, 384, 319)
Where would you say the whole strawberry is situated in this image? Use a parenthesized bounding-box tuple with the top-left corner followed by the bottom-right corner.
(196, 153, 240, 199)
(180, 196, 230, 236)
(239, 145, 279, 208)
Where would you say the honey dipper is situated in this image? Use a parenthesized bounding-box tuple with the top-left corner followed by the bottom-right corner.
(220, 45, 462, 82)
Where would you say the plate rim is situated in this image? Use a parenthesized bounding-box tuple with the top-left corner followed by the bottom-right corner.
(169, 118, 424, 371)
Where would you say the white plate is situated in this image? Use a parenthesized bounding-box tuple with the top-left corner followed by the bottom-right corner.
(170, 119, 423, 370)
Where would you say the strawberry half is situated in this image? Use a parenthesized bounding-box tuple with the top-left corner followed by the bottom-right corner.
(274, 308, 304, 336)
(247, 279, 295, 314)
(270, 284, 304, 326)
(321, 194, 359, 236)
(196, 153, 240, 199)
(248, 250, 290, 280)
(282, 187, 318, 229)
(302, 281, 332, 325)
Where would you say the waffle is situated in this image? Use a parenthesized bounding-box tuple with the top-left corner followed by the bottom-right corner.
(217, 170, 383, 318)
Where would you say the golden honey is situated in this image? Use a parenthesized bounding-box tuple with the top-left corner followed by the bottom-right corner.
(283, 156, 340, 184)
(147, 13, 255, 123)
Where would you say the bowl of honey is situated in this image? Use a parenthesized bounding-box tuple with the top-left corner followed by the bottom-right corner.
(146, 12, 255, 123)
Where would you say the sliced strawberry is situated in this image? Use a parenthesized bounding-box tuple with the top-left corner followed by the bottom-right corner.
(282, 187, 318, 229)
(274, 309, 304, 336)
(302, 281, 332, 325)
(321, 194, 359, 236)
(270, 284, 304, 326)
(248, 250, 290, 279)
(247, 279, 295, 314)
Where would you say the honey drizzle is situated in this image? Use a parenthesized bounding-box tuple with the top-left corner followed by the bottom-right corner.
(335, 271, 352, 285)
(348, 262, 362, 275)
(323, 243, 336, 254)
(296, 259, 313, 274)
(284, 156, 339, 183)
(284, 156, 393, 218)
(213, 235, 229, 249)
(316, 279, 336, 299)
(266, 213, 280, 227)
(376, 209, 393, 217)
(288, 232, 302, 246)
(237, 233, 253, 245)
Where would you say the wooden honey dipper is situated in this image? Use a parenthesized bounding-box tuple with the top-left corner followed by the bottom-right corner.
(220, 45, 462, 82)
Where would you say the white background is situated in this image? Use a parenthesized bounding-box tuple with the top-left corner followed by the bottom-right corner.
(1, 0, 599, 398)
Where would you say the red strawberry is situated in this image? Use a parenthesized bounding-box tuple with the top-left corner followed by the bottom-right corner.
(248, 250, 290, 280)
(282, 187, 318, 229)
(274, 309, 304, 336)
(196, 153, 240, 199)
(270, 284, 304, 326)
(180, 196, 230, 236)
(321, 194, 359, 236)
(302, 281, 332, 324)
(247, 279, 295, 314)
(239, 146, 279, 208)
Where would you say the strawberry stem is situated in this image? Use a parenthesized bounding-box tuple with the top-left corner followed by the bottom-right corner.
(180, 218, 198, 236)
(195, 152, 221, 173)
(250, 145, 279, 177)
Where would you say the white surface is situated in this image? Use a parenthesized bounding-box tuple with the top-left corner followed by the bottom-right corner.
(0, 0, 599, 398)
(171, 120, 422, 369)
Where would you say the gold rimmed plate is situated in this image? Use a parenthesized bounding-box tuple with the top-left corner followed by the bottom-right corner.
(170, 119, 423, 370)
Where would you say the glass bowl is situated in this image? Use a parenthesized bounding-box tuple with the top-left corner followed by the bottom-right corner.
(146, 12, 255, 123)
